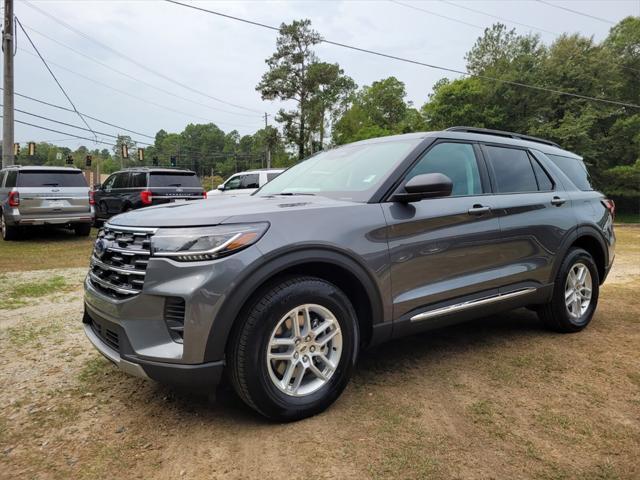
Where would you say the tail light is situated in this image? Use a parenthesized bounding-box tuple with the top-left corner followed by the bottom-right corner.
(203, 191, 207, 199)
(140, 190, 153, 205)
(602, 199, 615, 219)
(8, 191, 20, 207)
(89, 190, 95, 206)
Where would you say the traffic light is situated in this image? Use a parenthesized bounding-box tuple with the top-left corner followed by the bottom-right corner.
(170, 156, 177, 167)
(137, 148, 144, 162)
(86, 155, 92, 167)
(121, 144, 129, 159)
(28, 142, 36, 156)
(66, 155, 74, 165)
(13, 143, 20, 156)
(152, 156, 159, 166)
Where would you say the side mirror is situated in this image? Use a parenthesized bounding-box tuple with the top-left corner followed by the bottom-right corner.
(391, 173, 453, 203)
(217, 185, 225, 191)
(93, 184, 102, 191)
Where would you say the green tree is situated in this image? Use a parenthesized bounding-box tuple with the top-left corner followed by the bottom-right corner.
(256, 19, 322, 160)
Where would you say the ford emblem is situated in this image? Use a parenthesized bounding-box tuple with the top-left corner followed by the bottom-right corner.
(94, 238, 110, 259)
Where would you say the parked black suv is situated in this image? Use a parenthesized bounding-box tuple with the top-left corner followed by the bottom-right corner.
(93, 168, 206, 223)
(83, 127, 615, 421)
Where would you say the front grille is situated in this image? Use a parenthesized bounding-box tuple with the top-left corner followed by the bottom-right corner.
(89, 225, 156, 298)
(90, 317, 120, 351)
(164, 297, 185, 343)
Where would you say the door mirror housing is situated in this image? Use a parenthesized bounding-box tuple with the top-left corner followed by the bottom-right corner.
(217, 184, 225, 191)
(391, 173, 453, 203)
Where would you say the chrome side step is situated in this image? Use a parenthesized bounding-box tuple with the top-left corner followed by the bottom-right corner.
(410, 287, 537, 323)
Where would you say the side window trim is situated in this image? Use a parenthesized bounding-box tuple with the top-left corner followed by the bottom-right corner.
(480, 143, 542, 195)
(527, 152, 555, 192)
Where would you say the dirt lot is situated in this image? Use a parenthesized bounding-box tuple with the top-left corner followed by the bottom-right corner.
(1, 227, 638, 480)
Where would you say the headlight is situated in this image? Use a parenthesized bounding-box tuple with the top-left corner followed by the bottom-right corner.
(151, 223, 268, 262)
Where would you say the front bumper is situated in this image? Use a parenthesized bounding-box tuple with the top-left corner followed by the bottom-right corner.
(83, 309, 224, 389)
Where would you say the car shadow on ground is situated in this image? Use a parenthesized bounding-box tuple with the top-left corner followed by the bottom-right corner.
(139, 307, 548, 424)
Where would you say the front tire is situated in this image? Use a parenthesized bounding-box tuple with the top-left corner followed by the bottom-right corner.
(228, 276, 359, 421)
(538, 248, 599, 333)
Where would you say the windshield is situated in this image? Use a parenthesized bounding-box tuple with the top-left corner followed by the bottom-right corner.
(17, 171, 87, 188)
(257, 139, 421, 202)
(149, 172, 201, 188)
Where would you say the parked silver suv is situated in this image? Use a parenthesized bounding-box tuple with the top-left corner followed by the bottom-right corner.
(0, 165, 95, 240)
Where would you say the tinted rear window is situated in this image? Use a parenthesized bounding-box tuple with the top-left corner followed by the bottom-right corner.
(149, 173, 201, 188)
(17, 171, 87, 187)
(546, 154, 593, 191)
(484, 146, 538, 193)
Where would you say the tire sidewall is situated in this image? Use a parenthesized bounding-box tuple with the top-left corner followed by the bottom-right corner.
(554, 249, 599, 330)
(241, 279, 358, 420)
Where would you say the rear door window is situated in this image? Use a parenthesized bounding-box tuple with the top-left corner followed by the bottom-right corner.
(130, 172, 147, 189)
(17, 170, 87, 187)
(149, 172, 201, 188)
(5, 171, 16, 188)
(240, 174, 259, 189)
(113, 173, 130, 189)
(546, 154, 593, 191)
(484, 145, 538, 193)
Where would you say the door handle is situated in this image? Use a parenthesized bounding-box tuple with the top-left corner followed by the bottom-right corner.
(468, 205, 492, 216)
(551, 196, 566, 206)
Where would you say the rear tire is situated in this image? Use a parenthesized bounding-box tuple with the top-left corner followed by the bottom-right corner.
(538, 248, 599, 333)
(74, 223, 92, 237)
(1, 212, 19, 241)
(228, 276, 359, 422)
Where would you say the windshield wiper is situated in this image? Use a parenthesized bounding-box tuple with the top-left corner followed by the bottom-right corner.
(42, 183, 60, 187)
(167, 183, 183, 187)
(277, 192, 315, 196)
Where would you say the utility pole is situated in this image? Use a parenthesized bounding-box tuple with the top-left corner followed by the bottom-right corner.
(264, 112, 271, 169)
(2, 0, 15, 167)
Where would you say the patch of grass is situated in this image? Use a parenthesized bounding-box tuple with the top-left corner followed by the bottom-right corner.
(0, 275, 70, 310)
(0, 227, 97, 272)
(78, 355, 116, 386)
(4, 320, 63, 347)
(467, 399, 495, 425)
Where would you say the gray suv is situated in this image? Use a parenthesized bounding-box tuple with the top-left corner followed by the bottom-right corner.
(83, 127, 615, 421)
(1, 165, 95, 240)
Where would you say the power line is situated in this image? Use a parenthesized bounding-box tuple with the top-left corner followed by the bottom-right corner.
(389, 0, 484, 30)
(22, 22, 267, 119)
(22, 0, 267, 115)
(4, 116, 117, 146)
(534, 0, 616, 25)
(14, 16, 98, 143)
(165, 0, 640, 110)
(1, 88, 156, 139)
(440, 0, 558, 36)
(18, 48, 265, 129)
(8, 105, 153, 145)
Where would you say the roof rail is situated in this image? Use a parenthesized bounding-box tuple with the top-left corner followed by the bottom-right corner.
(446, 126, 560, 148)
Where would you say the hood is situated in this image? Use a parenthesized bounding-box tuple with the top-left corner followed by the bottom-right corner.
(108, 194, 356, 228)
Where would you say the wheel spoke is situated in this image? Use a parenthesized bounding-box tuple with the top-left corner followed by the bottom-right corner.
(290, 309, 301, 337)
(308, 362, 328, 381)
(280, 361, 296, 389)
(318, 353, 336, 371)
(302, 306, 312, 335)
(271, 337, 295, 347)
(317, 328, 339, 346)
(290, 365, 305, 394)
(313, 318, 335, 337)
(268, 351, 293, 361)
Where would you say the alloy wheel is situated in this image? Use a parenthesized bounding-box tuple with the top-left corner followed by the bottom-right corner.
(564, 262, 592, 319)
(266, 304, 343, 397)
